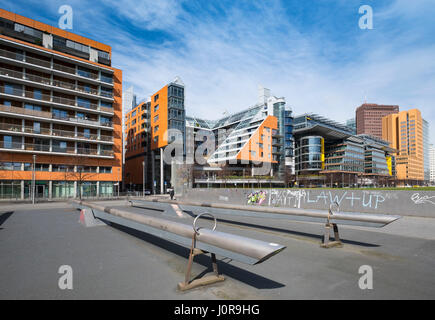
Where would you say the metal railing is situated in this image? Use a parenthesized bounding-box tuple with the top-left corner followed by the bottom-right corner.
(0, 120, 113, 142)
(0, 140, 113, 156)
(0, 69, 114, 102)
(0, 104, 52, 118)
(0, 48, 114, 85)
(72, 200, 286, 290)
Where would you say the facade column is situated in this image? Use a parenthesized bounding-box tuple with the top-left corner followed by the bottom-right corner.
(49, 180, 52, 199)
(21, 180, 24, 200)
(151, 150, 155, 195)
(160, 148, 164, 194)
(74, 181, 77, 198)
(96, 181, 100, 197)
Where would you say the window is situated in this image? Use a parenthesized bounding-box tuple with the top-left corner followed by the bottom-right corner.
(154, 136, 158, 143)
(83, 128, 90, 138)
(100, 73, 113, 84)
(25, 104, 42, 111)
(154, 125, 159, 133)
(100, 166, 112, 173)
(35, 163, 49, 171)
(52, 109, 68, 120)
(4, 83, 17, 95)
(77, 67, 92, 78)
(154, 115, 159, 123)
(66, 40, 90, 54)
(52, 165, 74, 172)
(101, 102, 112, 109)
(77, 97, 91, 109)
(154, 104, 159, 112)
(33, 122, 41, 134)
(100, 87, 112, 97)
(100, 116, 111, 126)
(132, 119, 136, 125)
(154, 94, 159, 102)
(14, 23, 42, 40)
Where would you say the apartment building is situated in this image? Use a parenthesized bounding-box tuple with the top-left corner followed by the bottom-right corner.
(356, 103, 399, 138)
(382, 109, 424, 183)
(124, 100, 150, 191)
(0, 9, 122, 199)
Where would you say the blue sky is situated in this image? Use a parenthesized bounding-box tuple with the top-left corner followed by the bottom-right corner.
(3, 0, 435, 141)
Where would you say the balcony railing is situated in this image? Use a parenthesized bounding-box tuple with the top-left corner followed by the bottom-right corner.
(52, 62, 75, 74)
(0, 141, 114, 156)
(1, 86, 111, 113)
(0, 122, 22, 132)
(0, 48, 114, 85)
(0, 67, 113, 99)
(25, 55, 51, 68)
(23, 126, 51, 135)
(100, 134, 114, 142)
(0, 104, 52, 118)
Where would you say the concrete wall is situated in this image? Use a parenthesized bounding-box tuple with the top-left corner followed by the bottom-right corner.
(181, 188, 435, 217)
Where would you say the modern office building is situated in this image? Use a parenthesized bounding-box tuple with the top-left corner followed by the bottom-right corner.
(382, 109, 424, 183)
(346, 118, 356, 134)
(0, 9, 122, 199)
(430, 144, 435, 184)
(184, 86, 294, 188)
(356, 103, 399, 138)
(293, 114, 394, 187)
(423, 119, 430, 182)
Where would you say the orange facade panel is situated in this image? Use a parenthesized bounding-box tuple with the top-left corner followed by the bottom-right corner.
(0, 8, 111, 53)
(237, 115, 278, 163)
(150, 85, 168, 150)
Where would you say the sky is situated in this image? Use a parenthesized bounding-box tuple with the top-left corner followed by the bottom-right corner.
(2, 0, 435, 142)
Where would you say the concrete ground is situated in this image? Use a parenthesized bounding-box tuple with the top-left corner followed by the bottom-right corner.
(0, 200, 434, 299)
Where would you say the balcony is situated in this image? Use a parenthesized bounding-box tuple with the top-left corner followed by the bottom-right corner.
(0, 87, 112, 117)
(0, 66, 113, 99)
(0, 104, 52, 118)
(0, 120, 113, 143)
(0, 48, 114, 85)
(0, 141, 114, 157)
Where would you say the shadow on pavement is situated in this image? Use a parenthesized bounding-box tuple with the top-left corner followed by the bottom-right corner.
(104, 220, 286, 290)
(0, 211, 14, 227)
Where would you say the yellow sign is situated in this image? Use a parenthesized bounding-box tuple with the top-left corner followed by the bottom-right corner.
(386, 156, 392, 176)
(321, 138, 325, 169)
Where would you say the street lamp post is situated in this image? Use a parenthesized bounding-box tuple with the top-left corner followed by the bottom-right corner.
(142, 161, 145, 197)
(118, 167, 120, 197)
(32, 154, 36, 205)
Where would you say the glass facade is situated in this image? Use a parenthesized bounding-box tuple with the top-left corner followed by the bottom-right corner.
(295, 136, 324, 172)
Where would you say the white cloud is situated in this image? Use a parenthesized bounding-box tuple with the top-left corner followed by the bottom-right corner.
(24, 0, 432, 140)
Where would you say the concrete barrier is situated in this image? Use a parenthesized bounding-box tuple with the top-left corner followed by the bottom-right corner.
(180, 188, 435, 217)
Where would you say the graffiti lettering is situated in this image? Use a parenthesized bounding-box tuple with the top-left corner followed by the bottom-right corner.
(247, 191, 267, 205)
(411, 193, 435, 205)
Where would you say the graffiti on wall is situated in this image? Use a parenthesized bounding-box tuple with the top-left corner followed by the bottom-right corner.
(247, 190, 267, 205)
(268, 189, 306, 208)
(268, 189, 387, 210)
(411, 193, 435, 205)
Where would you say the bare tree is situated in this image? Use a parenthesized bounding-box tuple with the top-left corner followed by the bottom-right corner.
(64, 157, 97, 199)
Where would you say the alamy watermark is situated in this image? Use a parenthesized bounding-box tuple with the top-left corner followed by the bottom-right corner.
(58, 265, 73, 290)
(58, 5, 73, 30)
(359, 5, 373, 30)
(358, 265, 373, 290)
